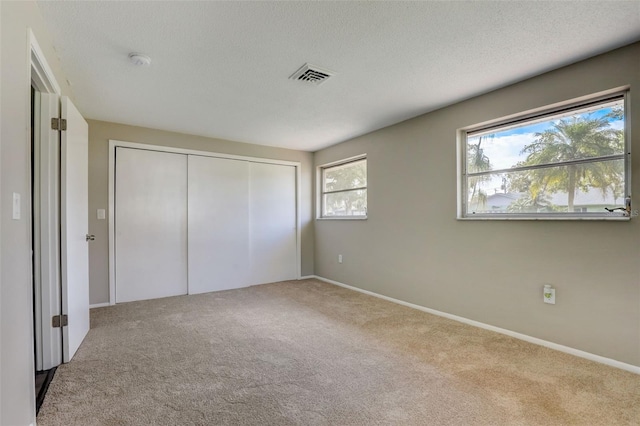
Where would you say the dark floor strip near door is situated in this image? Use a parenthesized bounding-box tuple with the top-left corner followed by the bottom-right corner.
(35, 367, 57, 415)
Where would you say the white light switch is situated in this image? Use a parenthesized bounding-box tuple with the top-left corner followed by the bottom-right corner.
(97, 209, 106, 220)
(12, 193, 21, 220)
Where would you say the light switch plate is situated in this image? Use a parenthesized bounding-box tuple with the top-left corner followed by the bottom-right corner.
(12, 193, 21, 220)
(97, 209, 106, 220)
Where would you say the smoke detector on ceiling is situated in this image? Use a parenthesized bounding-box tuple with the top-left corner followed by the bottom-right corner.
(128, 53, 151, 66)
(289, 63, 335, 86)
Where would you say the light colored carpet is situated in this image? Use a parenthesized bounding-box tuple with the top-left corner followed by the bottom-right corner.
(38, 279, 638, 425)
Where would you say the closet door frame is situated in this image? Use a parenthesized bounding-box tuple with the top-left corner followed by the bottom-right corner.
(108, 140, 301, 306)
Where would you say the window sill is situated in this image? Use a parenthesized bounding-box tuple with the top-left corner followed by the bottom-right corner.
(457, 215, 630, 221)
(317, 216, 368, 221)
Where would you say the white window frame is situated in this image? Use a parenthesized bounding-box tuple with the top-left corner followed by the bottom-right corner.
(317, 154, 367, 220)
(457, 89, 631, 220)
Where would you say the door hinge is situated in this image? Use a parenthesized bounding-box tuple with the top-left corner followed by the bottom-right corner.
(52, 314, 68, 328)
(51, 118, 67, 131)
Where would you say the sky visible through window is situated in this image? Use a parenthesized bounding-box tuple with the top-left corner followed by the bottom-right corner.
(470, 106, 623, 172)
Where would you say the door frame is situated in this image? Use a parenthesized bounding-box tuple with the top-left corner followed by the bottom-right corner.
(30, 29, 63, 370)
(108, 140, 302, 305)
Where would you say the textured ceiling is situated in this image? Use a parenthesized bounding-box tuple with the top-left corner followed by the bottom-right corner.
(37, 1, 640, 152)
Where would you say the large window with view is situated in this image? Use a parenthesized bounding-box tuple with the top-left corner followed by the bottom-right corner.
(320, 157, 367, 218)
(460, 93, 630, 219)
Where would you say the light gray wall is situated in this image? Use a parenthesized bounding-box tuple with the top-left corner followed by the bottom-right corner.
(314, 42, 640, 367)
(0, 2, 76, 424)
(88, 120, 314, 305)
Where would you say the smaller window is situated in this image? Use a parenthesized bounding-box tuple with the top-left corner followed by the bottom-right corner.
(320, 157, 367, 218)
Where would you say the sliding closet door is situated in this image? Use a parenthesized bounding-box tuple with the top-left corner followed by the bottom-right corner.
(188, 156, 250, 294)
(115, 148, 188, 303)
(249, 162, 297, 285)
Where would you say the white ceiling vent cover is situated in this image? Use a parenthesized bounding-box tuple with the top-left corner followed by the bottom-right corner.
(289, 63, 335, 86)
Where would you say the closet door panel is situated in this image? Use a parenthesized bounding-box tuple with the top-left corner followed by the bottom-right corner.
(250, 163, 297, 285)
(115, 148, 188, 303)
(188, 156, 250, 294)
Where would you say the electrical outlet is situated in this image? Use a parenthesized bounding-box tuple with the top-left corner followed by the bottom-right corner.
(338, 254, 343, 263)
(543, 285, 555, 304)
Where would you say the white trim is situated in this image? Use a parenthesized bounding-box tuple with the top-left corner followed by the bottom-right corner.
(317, 153, 367, 170)
(30, 30, 63, 372)
(456, 128, 465, 218)
(308, 275, 640, 375)
(32, 90, 43, 371)
(457, 89, 631, 221)
(28, 29, 61, 94)
(295, 164, 302, 279)
(109, 140, 300, 167)
(316, 217, 368, 221)
(624, 91, 632, 214)
(299, 275, 316, 280)
(316, 154, 367, 219)
(108, 140, 303, 305)
(108, 142, 116, 305)
(458, 216, 630, 221)
(89, 303, 110, 309)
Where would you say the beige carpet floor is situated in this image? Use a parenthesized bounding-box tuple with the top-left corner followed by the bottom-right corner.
(38, 279, 638, 425)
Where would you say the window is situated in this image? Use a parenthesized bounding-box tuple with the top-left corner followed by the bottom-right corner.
(460, 92, 630, 219)
(320, 156, 367, 218)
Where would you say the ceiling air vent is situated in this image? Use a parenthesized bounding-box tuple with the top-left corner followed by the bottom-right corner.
(289, 63, 335, 86)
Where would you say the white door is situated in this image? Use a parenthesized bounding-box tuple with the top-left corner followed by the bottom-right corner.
(115, 148, 188, 303)
(249, 163, 297, 285)
(60, 96, 90, 362)
(188, 156, 250, 294)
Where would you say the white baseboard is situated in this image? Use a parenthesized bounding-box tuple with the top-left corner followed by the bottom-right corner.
(299, 275, 316, 280)
(89, 302, 110, 309)
(306, 275, 640, 375)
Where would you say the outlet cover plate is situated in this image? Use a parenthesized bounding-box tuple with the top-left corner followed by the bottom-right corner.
(544, 288, 556, 304)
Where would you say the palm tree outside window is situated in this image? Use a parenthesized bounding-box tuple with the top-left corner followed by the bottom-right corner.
(461, 92, 630, 219)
